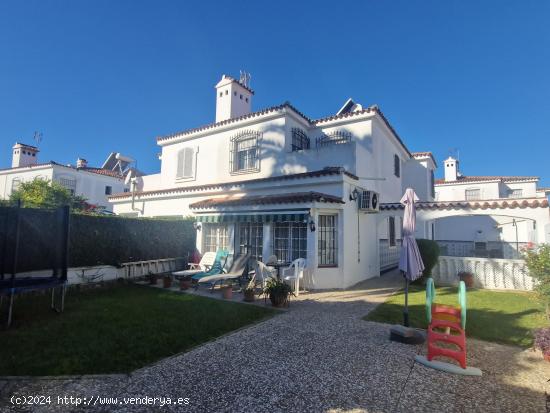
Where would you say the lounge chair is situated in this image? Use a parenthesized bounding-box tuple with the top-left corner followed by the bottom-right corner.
(190, 250, 229, 281)
(197, 253, 251, 292)
(282, 258, 306, 296)
(173, 251, 217, 278)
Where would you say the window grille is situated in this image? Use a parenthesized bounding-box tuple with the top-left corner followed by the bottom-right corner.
(389, 216, 396, 247)
(315, 131, 352, 148)
(291, 128, 310, 151)
(318, 215, 337, 266)
(238, 222, 263, 259)
(394, 155, 400, 177)
(58, 178, 76, 195)
(203, 224, 229, 253)
(229, 130, 261, 174)
(465, 189, 481, 201)
(176, 147, 195, 179)
(272, 222, 307, 263)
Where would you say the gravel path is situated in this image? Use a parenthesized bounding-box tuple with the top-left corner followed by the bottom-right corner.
(1, 270, 549, 413)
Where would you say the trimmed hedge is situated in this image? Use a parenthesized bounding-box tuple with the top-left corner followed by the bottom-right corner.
(416, 238, 440, 278)
(0, 207, 195, 273)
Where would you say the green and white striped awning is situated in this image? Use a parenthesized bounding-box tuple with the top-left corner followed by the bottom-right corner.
(195, 212, 307, 223)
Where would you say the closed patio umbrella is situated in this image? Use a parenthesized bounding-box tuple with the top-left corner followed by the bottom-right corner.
(398, 188, 425, 327)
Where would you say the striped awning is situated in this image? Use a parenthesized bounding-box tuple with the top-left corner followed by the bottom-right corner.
(196, 212, 307, 223)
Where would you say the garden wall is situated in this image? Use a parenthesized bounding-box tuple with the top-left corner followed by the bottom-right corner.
(0, 207, 196, 273)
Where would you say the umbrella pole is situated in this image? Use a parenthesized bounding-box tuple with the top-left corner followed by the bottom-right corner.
(403, 273, 410, 327)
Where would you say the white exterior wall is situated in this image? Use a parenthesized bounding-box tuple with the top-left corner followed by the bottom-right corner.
(436, 181, 501, 201)
(112, 106, 430, 289)
(0, 164, 126, 210)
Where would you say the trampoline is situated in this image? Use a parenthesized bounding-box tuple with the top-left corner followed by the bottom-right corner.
(0, 203, 70, 328)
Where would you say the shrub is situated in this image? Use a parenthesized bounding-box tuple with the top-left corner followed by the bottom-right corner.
(523, 244, 550, 316)
(416, 238, 440, 278)
(534, 328, 550, 356)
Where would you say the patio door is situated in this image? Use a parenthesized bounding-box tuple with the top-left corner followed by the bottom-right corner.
(272, 222, 307, 263)
(237, 222, 263, 259)
(203, 224, 230, 253)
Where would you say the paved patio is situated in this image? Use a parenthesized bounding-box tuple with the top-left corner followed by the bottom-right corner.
(1, 270, 549, 412)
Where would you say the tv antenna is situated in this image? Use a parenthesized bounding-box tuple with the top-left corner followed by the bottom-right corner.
(33, 131, 43, 146)
(239, 70, 251, 88)
(448, 147, 459, 161)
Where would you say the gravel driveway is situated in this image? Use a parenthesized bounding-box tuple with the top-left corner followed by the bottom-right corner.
(2, 271, 549, 412)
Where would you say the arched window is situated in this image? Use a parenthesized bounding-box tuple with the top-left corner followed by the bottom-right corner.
(230, 130, 261, 174)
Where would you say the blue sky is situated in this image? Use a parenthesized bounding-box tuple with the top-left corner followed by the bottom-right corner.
(1, 1, 548, 184)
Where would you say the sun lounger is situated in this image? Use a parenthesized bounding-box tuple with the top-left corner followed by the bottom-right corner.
(173, 251, 217, 278)
(197, 253, 251, 292)
(190, 250, 229, 281)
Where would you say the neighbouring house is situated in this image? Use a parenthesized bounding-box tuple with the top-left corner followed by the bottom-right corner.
(0, 143, 137, 211)
(410, 156, 550, 259)
(109, 73, 435, 289)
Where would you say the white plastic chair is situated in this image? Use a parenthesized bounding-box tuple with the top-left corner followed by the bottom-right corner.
(282, 258, 306, 296)
(254, 261, 276, 290)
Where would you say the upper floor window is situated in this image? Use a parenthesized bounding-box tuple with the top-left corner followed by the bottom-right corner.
(315, 130, 352, 148)
(465, 188, 481, 201)
(58, 177, 76, 195)
(105, 186, 112, 195)
(176, 147, 195, 179)
(394, 155, 400, 177)
(430, 170, 435, 198)
(508, 189, 523, 198)
(11, 178, 21, 193)
(230, 130, 261, 174)
(291, 128, 310, 151)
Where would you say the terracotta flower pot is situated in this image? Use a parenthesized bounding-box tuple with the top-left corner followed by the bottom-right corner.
(180, 279, 192, 290)
(544, 353, 550, 363)
(222, 286, 233, 299)
(243, 289, 255, 302)
(163, 276, 172, 289)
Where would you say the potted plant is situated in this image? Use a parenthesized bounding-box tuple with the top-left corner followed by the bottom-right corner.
(264, 278, 291, 308)
(458, 271, 474, 288)
(243, 279, 256, 302)
(148, 271, 158, 285)
(534, 328, 550, 362)
(163, 274, 173, 289)
(179, 276, 192, 290)
(222, 285, 233, 299)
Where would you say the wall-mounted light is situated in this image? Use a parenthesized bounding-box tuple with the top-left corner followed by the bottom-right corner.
(309, 218, 316, 232)
(349, 188, 359, 202)
(193, 222, 202, 231)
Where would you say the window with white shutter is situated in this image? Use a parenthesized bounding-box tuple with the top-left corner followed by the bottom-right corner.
(176, 147, 195, 179)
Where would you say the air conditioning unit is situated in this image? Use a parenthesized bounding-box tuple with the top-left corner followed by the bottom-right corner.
(358, 190, 380, 213)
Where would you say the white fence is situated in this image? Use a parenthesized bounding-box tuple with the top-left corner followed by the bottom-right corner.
(433, 255, 533, 291)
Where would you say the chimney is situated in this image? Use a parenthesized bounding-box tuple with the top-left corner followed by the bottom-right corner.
(76, 158, 88, 168)
(12, 142, 39, 168)
(444, 156, 459, 182)
(215, 73, 253, 122)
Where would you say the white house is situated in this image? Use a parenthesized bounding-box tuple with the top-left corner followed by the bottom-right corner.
(0, 143, 132, 211)
(109, 74, 435, 289)
(408, 156, 550, 258)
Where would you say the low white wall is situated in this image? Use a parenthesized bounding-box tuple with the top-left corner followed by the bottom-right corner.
(433, 255, 533, 291)
(11, 258, 183, 286)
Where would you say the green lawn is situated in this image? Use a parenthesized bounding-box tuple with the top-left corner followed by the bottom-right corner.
(0, 284, 275, 376)
(365, 285, 547, 348)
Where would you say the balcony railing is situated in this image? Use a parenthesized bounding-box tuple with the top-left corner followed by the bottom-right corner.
(315, 131, 352, 149)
